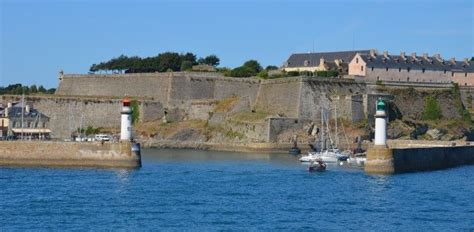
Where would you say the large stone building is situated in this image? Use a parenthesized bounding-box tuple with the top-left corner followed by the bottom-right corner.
(348, 50, 474, 85)
(283, 50, 369, 74)
(0, 102, 51, 139)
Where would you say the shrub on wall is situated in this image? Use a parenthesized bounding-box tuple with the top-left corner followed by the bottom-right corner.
(421, 96, 442, 120)
(287, 71, 300, 77)
(130, 100, 140, 125)
(451, 83, 472, 123)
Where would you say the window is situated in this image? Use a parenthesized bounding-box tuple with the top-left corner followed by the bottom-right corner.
(377, 76, 380, 81)
(361, 66, 364, 71)
(422, 68, 425, 73)
(356, 58, 359, 64)
(451, 72, 454, 77)
(27, 122, 31, 128)
(399, 68, 401, 72)
(444, 70, 447, 74)
(466, 73, 468, 77)
(13, 121, 16, 128)
(386, 67, 388, 71)
(371, 67, 374, 71)
(407, 77, 410, 82)
(407, 67, 411, 72)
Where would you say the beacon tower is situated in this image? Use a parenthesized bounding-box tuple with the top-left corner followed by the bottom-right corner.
(121, 97, 132, 141)
(374, 98, 387, 146)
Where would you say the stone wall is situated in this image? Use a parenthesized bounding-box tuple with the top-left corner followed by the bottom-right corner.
(56, 73, 171, 102)
(0, 95, 161, 139)
(0, 141, 140, 168)
(266, 117, 302, 142)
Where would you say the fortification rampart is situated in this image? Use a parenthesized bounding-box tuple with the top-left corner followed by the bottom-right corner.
(0, 95, 162, 138)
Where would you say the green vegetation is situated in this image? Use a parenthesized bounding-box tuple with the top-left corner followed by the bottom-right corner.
(226, 60, 263, 78)
(421, 96, 442, 120)
(89, 52, 220, 73)
(224, 128, 245, 140)
(0, 84, 56, 95)
(315, 70, 339, 77)
(130, 100, 140, 125)
(451, 83, 472, 123)
(215, 96, 239, 113)
(230, 111, 270, 123)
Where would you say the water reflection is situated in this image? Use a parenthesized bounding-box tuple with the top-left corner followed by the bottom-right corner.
(143, 148, 300, 166)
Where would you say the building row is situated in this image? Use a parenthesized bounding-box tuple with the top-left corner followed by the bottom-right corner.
(283, 49, 474, 86)
(0, 102, 51, 139)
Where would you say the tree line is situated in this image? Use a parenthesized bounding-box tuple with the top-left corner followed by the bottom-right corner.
(89, 52, 220, 73)
(0, 84, 56, 95)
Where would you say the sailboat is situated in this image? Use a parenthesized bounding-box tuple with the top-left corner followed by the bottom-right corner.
(299, 100, 349, 163)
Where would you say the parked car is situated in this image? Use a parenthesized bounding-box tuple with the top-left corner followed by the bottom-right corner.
(94, 134, 111, 141)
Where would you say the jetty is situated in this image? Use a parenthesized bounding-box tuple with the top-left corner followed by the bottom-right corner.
(365, 99, 474, 174)
(0, 97, 141, 168)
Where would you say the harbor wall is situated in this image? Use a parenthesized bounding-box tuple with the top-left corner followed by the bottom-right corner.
(0, 95, 163, 138)
(0, 141, 141, 168)
(365, 145, 474, 174)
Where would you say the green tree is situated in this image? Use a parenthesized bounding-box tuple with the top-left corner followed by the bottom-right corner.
(203, 55, 220, 66)
(158, 52, 182, 72)
(38, 85, 47, 93)
(265, 65, 279, 71)
(243, 60, 263, 74)
(180, 60, 193, 71)
(229, 66, 254, 77)
(421, 96, 442, 120)
(30, 85, 38, 93)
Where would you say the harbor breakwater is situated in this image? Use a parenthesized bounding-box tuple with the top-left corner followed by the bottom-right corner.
(0, 141, 141, 168)
(365, 145, 474, 174)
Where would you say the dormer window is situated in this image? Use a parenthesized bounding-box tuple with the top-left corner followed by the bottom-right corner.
(422, 68, 425, 73)
(444, 70, 447, 74)
(407, 67, 411, 72)
(386, 67, 388, 71)
(399, 68, 401, 72)
(371, 67, 374, 71)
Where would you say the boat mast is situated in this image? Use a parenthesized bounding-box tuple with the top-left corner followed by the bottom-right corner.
(320, 102, 324, 151)
(21, 94, 24, 140)
(335, 102, 338, 148)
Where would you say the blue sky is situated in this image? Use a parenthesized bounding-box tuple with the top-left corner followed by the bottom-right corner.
(1, 0, 473, 88)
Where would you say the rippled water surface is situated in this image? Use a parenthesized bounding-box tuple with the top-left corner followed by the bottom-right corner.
(1, 149, 473, 231)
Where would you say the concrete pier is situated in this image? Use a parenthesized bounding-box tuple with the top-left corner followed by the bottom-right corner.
(0, 141, 141, 168)
(365, 145, 474, 174)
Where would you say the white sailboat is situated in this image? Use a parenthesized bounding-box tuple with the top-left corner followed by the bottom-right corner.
(299, 99, 348, 163)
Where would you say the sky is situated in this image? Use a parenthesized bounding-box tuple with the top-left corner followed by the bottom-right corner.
(1, 0, 473, 88)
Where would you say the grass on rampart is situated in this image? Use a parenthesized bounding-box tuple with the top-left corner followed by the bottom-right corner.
(230, 111, 270, 123)
(214, 96, 239, 113)
(134, 120, 208, 138)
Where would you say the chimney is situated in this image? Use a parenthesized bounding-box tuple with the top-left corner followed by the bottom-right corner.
(25, 105, 30, 113)
(463, 58, 469, 64)
(5, 108, 9, 117)
(383, 51, 389, 58)
(319, 57, 325, 65)
(400, 52, 406, 60)
(370, 49, 377, 57)
(450, 57, 456, 65)
(7, 102, 12, 108)
(411, 52, 417, 60)
(423, 53, 429, 60)
(433, 54, 442, 62)
(334, 59, 341, 66)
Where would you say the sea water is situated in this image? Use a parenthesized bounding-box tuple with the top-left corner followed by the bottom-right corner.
(1, 149, 473, 231)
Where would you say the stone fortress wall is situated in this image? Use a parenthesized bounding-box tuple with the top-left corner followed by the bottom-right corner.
(5, 71, 467, 141)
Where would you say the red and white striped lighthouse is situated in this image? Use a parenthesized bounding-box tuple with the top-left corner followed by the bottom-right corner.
(120, 97, 132, 141)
